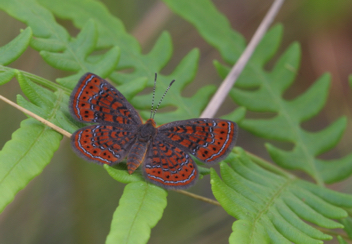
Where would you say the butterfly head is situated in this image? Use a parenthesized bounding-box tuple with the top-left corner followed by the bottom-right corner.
(145, 118, 156, 127)
(150, 73, 175, 119)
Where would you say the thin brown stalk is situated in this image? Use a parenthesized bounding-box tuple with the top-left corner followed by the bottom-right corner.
(0, 95, 221, 205)
(0, 95, 72, 138)
(201, 0, 285, 118)
(175, 190, 221, 206)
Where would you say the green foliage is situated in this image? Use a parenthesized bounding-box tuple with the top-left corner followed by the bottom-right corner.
(0, 27, 31, 84)
(0, 69, 16, 85)
(0, 29, 64, 213)
(37, 0, 217, 124)
(165, 0, 352, 242)
(212, 148, 352, 244)
(106, 182, 167, 244)
(0, 0, 221, 242)
(230, 33, 351, 184)
(0, 0, 351, 243)
(340, 216, 352, 239)
(163, 0, 245, 63)
(0, 0, 120, 88)
(105, 164, 144, 184)
(0, 27, 32, 66)
(0, 118, 62, 213)
(166, 0, 352, 186)
(337, 236, 348, 244)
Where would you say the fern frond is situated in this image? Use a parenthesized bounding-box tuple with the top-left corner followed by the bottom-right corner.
(0, 0, 120, 88)
(211, 148, 352, 244)
(36, 0, 221, 124)
(163, 0, 246, 64)
(0, 27, 32, 66)
(0, 73, 64, 212)
(0, 1, 217, 241)
(230, 28, 351, 184)
(340, 217, 352, 239)
(106, 182, 167, 244)
(1, 1, 351, 243)
(165, 0, 352, 184)
(0, 27, 32, 84)
(337, 236, 348, 244)
(0, 28, 65, 212)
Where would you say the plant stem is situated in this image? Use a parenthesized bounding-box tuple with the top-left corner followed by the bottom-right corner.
(0, 93, 222, 206)
(0, 94, 72, 138)
(245, 150, 294, 179)
(201, 0, 285, 118)
(175, 190, 221, 206)
(0, 65, 71, 94)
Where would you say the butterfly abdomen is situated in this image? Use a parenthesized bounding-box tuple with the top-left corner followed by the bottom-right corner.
(127, 141, 149, 174)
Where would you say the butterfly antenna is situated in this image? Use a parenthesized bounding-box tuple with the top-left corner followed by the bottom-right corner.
(150, 73, 157, 118)
(152, 79, 175, 119)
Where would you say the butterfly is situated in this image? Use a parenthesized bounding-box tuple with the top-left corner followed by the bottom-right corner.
(69, 73, 238, 189)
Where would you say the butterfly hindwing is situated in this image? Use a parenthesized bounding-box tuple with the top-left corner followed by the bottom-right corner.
(72, 124, 137, 165)
(157, 118, 238, 164)
(143, 139, 198, 189)
(70, 73, 142, 125)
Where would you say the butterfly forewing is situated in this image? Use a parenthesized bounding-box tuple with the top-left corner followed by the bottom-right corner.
(72, 124, 137, 165)
(70, 73, 142, 125)
(143, 139, 198, 189)
(157, 118, 238, 164)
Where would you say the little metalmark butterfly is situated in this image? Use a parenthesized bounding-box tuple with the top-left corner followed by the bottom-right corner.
(70, 73, 238, 189)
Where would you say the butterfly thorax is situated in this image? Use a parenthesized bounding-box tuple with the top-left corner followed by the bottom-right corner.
(137, 118, 157, 142)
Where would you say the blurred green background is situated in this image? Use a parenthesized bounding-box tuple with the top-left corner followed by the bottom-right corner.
(0, 0, 352, 243)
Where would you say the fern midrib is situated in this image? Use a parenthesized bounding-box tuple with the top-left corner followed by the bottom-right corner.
(0, 66, 71, 94)
(249, 177, 296, 243)
(125, 184, 150, 243)
(0, 126, 48, 185)
(257, 65, 323, 186)
(0, 91, 64, 186)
